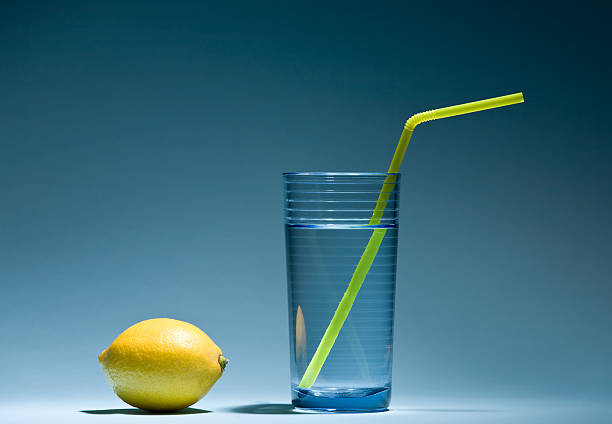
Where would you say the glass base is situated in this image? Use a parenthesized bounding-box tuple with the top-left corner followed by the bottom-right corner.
(291, 386, 390, 412)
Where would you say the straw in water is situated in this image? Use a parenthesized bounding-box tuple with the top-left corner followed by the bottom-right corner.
(298, 92, 525, 389)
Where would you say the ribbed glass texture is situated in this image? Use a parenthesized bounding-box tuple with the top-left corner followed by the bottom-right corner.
(284, 172, 400, 412)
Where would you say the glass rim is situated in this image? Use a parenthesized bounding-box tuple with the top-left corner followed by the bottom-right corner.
(283, 172, 400, 176)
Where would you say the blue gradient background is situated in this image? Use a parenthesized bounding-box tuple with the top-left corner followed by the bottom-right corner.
(1, 0, 611, 407)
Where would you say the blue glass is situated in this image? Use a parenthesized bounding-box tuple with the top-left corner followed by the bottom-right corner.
(284, 172, 400, 412)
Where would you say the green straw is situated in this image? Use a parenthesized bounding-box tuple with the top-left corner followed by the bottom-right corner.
(298, 92, 525, 389)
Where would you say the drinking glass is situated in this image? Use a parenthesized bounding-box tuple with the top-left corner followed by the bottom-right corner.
(284, 172, 400, 412)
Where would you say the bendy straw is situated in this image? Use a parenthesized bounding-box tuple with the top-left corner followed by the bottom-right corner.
(298, 92, 525, 389)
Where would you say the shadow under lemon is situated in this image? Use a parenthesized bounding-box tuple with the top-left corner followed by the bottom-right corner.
(80, 407, 210, 415)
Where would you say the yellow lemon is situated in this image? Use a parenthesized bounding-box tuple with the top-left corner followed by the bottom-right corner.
(98, 318, 228, 411)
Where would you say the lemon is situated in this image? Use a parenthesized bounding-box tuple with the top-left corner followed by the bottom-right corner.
(98, 318, 228, 411)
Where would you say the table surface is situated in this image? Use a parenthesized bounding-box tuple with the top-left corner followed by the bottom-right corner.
(1, 396, 610, 424)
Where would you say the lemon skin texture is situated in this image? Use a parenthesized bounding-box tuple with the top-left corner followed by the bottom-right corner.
(99, 318, 228, 411)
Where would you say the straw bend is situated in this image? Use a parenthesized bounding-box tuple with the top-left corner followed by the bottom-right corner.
(404, 110, 437, 131)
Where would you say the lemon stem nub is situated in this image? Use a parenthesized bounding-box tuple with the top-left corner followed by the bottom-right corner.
(219, 355, 228, 371)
